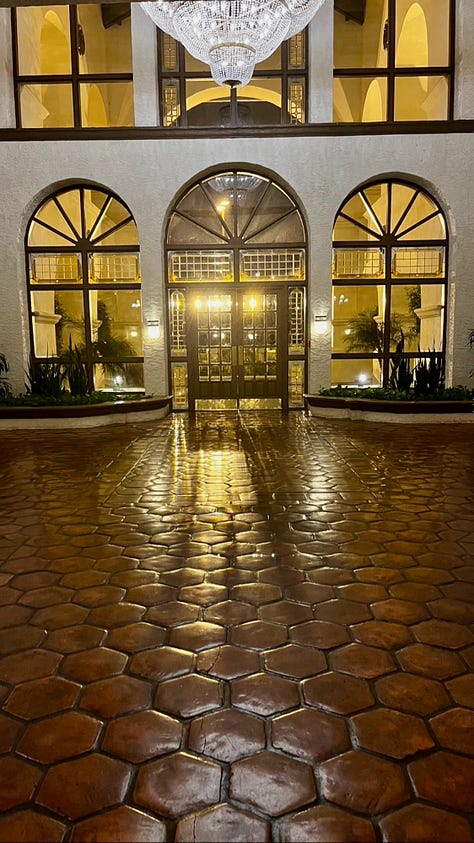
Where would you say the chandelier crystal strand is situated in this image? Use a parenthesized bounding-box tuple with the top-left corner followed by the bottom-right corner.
(284, 0, 325, 38)
(141, 0, 325, 88)
(141, 0, 177, 37)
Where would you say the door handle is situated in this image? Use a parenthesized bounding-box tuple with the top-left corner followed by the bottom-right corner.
(231, 346, 237, 367)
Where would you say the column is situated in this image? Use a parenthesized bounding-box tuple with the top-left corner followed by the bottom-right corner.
(131, 4, 160, 126)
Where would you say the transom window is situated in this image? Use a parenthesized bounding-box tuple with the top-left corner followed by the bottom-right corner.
(158, 30, 308, 127)
(334, 0, 454, 122)
(12, 4, 134, 128)
(167, 170, 306, 276)
(332, 179, 447, 388)
(26, 185, 144, 392)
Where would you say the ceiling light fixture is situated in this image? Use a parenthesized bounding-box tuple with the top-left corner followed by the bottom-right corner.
(141, 0, 325, 88)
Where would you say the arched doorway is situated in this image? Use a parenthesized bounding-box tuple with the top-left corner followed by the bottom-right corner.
(166, 170, 307, 411)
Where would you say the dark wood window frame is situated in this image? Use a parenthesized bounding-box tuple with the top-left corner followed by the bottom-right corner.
(157, 29, 309, 128)
(334, 0, 456, 122)
(331, 178, 448, 388)
(11, 5, 133, 129)
(26, 184, 143, 393)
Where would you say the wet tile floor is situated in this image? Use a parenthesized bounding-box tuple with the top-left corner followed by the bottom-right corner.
(0, 411, 473, 843)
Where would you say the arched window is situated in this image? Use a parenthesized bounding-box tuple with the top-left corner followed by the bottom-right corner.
(166, 169, 307, 410)
(332, 179, 447, 388)
(26, 184, 143, 393)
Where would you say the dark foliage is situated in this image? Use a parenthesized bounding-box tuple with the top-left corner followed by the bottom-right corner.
(25, 353, 65, 398)
(389, 330, 413, 391)
(65, 339, 90, 396)
(0, 352, 12, 398)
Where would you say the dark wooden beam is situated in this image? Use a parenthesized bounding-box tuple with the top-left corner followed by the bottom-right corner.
(1, 0, 258, 5)
(334, 0, 366, 25)
(1, 1, 140, 5)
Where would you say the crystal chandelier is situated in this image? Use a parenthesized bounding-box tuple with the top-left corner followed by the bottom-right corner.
(141, 0, 325, 88)
(208, 173, 261, 203)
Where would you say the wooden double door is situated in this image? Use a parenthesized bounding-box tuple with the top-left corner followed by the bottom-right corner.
(169, 284, 306, 411)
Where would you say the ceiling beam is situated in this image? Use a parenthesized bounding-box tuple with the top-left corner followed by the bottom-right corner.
(0, 1, 143, 6)
(1, 0, 156, 5)
(0, 0, 253, 5)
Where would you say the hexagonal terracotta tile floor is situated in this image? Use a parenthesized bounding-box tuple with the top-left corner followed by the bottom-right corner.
(0, 413, 473, 842)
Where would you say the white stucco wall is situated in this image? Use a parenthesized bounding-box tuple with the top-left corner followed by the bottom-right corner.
(308, 0, 333, 123)
(131, 4, 160, 127)
(0, 131, 473, 396)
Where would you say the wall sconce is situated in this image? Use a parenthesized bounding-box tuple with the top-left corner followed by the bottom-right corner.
(146, 320, 160, 340)
(314, 314, 329, 335)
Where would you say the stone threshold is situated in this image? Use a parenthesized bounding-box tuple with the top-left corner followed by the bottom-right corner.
(0, 395, 172, 429)
(304, 394, 474, 424)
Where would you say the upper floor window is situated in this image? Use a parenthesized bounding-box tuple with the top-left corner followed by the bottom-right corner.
(334, 0, 454, 122)
(12, 4, 134, 128)
(158, 30, 308, 127)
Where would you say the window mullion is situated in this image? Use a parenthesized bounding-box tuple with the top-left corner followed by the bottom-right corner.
(69, 6, 81, 128)
(387, 0, 396, 122)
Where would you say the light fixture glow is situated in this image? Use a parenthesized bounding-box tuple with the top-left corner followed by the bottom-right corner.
(314, 314, 329, 335)
(141, 0, 325, 88)
(147, 320, 160, 339)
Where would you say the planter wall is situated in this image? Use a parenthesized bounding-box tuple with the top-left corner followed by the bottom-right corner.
(304, 395, 474, 424)
(0, 396, 172, 430)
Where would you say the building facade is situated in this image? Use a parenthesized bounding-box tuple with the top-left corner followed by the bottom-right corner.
(0, 0, 473, 411)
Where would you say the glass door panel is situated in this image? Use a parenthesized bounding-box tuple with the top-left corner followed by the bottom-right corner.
(187, 291, 238, 408)
(236, 290, 283, 405)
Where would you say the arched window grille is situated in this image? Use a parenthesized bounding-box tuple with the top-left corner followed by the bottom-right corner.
(332, 179, 447, 389)
(26, 184, 143, 393)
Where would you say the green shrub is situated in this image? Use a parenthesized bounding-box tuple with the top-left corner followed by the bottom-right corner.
(0, 391, 148, 407)
(319, 384, 473, 401)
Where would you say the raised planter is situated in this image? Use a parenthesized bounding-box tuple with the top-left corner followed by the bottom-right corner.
(0, 395, 172, 430)
(304, 394, 473, 424)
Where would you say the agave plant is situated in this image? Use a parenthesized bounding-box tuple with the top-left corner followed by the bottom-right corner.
(65, 338, 90, 397)
(0, 352, 12, 398)
(389, 330, 413, 391)
(25, 353, 65, 398)
(414, 349, 444, 397)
